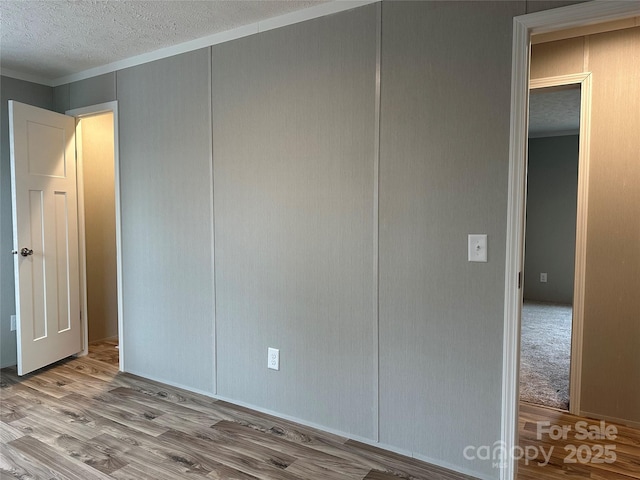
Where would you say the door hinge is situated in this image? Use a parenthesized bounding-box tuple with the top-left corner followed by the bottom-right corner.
(518, 272, 522, 289)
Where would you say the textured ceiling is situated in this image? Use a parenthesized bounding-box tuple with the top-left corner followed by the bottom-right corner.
(529, 88, 581, 137)
(0, 0, 326, 81)
(0, 1, 585, 137)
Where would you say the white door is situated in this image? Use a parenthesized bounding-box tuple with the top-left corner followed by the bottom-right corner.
(9, 101, 82, 375)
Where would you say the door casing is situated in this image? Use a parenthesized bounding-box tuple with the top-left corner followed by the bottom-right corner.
(527, 73, 592, 418)
(67, 101, 124, 372)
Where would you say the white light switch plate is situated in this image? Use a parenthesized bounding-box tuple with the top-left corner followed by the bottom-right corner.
(468, 234, 488, 262)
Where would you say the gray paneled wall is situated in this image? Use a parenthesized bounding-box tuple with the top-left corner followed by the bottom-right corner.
(3, 2, 595, 477)
(53, 83, 70, 113)
(378, 2, 523, 477)
(524, 135, 579, 304)
(0, 76, 53, 368)
(212, 5, 378, 439)
(69, 72, 116, 110)
(53, 72, 117, 113)
(525, 0, 587, 14)
(116, 49, 215, 393)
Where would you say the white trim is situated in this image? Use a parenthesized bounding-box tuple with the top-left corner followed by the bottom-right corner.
(45, 0, 378, 87)
(372, 1, 382, 444)
(0, 68, 52, 86)
(502, 2, 640, 480)
(123, 364, 494, 480)
(124, 370, 215, 398)
(522, 1, 640, 35)
(529, 73, 592, 417)
(207, 50, 217, 396)
(74, 119, 88, 357)
(51, 24, 255, 87)
(528, 129, 579, 138)
(501, 16, 528, 480)
(256, 0, 377, 34)
(529, 73, 591, 88)
(580, 411, 640, 430)
(572, 73, 592, 418)
(66, 101, 124, 373)
(218, 399, 489, 479)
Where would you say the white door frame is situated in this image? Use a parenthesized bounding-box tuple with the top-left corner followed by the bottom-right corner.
(529, 73, 592, 418)
(66, 101, 124, 372)
(501, 3, 640, 479)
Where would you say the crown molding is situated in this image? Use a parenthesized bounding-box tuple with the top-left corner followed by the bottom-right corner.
(0, 68, 52, 87)
(8, 0, 377, 88)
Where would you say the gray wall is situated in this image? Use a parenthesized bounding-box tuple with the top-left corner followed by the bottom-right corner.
(212, 5, 377, 440)
(378, 2, 522, 475)
(53, 72, 116, 113)
(0, 76, 53, 368)
(525, 0, 587, 14)
(117, 49, 215, 393)
(524, 135, 579, 304)
(2, 1, 595, 476)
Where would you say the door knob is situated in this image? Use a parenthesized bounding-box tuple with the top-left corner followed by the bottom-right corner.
(20, 248, 33, 257)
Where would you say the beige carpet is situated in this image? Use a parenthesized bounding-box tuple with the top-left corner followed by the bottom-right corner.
(519, 300, 571, 410)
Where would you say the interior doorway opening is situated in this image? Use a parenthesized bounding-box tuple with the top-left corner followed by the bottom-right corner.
(519, 85, 581, 412)
(68, 102, 123, 371)
(79, 112, 118, 343)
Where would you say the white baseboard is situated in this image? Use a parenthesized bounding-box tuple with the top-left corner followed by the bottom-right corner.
(121, 369, 216, 399)
(580, 410, 640, 430)
(118, 369, 493, 480)
(213, 394, 495, 480)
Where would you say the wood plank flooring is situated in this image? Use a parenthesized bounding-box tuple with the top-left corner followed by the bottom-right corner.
(1, 340, 474, 480)
(517, 402, 640, 480)
(4, 341, 638, 479)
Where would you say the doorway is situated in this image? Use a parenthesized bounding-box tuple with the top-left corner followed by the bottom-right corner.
(502, 4, 640, 479)
(67, 102, 124, 371)
(519, 84, 581, 412)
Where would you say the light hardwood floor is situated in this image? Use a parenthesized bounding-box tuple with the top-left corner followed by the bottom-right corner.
(3, 342, 638, 479)
(518, 402, 640, 480)
(1, 340, 474, 480)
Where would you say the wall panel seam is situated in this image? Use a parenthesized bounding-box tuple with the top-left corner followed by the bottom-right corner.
(584, 36, 590, 71)
(209, 46, 218, 395)
(373, 1, 382, 444)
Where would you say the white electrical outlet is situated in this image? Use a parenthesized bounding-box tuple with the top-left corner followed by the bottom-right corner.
(10, 315, 16, 331)
(540, 272, 548, 283)
(268, 347, 280, 371)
